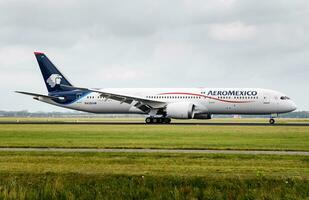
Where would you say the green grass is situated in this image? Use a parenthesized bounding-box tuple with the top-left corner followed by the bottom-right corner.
(0, 152, 308, 178)
(0, 173, 308, 200)
(0, 124, 308, 150)
(0, 119, 308, 199)
(0, 152, 308, 199)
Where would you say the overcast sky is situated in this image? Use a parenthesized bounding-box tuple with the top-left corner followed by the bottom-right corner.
(0, 0, 308, 112)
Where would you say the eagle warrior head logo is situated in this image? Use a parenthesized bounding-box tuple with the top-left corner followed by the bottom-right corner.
(46, 74, 62, 88)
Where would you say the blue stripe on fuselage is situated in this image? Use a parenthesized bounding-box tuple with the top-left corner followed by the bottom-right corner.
(49, 91, 92, 105)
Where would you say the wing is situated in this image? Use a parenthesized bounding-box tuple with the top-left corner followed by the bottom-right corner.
(15, 91, 65, 101)
(60, 85, 166, 112)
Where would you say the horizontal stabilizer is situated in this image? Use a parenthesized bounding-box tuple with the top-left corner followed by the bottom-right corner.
(60, 84, 89, 91)
(15, 91, 63, 100)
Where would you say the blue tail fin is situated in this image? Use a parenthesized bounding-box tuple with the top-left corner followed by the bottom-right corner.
(34, 52, 73, 93)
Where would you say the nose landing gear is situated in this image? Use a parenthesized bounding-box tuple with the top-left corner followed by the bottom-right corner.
(269, 118, 276, 124)
(269, 113, 278, 125)
(145, 117, 171, 124)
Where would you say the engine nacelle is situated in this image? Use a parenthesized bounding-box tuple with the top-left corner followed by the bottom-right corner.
(193, 113, 212, 119)
(166, 102, 194, 119)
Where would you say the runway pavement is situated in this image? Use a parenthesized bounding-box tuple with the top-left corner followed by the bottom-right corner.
(0, 147, 308, 155)
(0, 121, 309, 126)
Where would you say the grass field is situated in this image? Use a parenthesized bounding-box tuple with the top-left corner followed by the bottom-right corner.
(0, 151, 308, 199)
(0, 124, 308, 151)
(1, 173, 307, 199)
(0, 118, 308, 199)
(0, 152, 308, 177)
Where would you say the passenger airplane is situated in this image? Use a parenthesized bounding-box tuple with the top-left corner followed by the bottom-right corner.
(16, 52, 297, 124)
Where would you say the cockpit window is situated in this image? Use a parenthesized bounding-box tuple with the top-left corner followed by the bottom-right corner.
(280, 96, 290, 100)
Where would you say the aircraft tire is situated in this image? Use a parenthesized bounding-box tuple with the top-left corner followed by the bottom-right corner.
(269, 118, 275, 124)
(163, 118, 171, 124)
(145, 117, 152, 124)
(145, 117, 171, 124)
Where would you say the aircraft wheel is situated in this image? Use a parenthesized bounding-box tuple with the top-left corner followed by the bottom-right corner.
(158, 118, 164, 124)
(146, 117, 171, 124)
(145, 117, 152, 124)
(269, 118, 275, 124)
(164, 118, 171, 124)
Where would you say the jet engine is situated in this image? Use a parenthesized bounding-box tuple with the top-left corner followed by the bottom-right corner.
(193, 113, 212, 119)
(166, 102, 194, 119)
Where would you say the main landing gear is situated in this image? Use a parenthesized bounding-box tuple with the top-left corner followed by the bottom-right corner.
(145, 117, 171, 124)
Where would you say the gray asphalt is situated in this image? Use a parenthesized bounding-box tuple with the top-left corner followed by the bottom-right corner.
(1, 121, 309, 126)
(0, 147, 308, 155)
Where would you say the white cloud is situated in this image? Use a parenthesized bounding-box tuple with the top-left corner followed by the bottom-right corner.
(0, 0, 308, 111)
(208, 21, 257, 42)
(99, 65, 149, 81)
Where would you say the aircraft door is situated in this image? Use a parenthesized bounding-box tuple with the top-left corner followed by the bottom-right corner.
(263, 94, 271, 105)
(263, 92, 277, 113)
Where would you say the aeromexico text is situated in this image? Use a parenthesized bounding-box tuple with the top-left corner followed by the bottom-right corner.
(207, 90, 258, 96)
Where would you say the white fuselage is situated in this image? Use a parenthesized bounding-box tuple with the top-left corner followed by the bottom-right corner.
(39, 88, 296, 116)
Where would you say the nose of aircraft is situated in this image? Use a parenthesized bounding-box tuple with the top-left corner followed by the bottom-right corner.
(289, 101, 297, 112)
